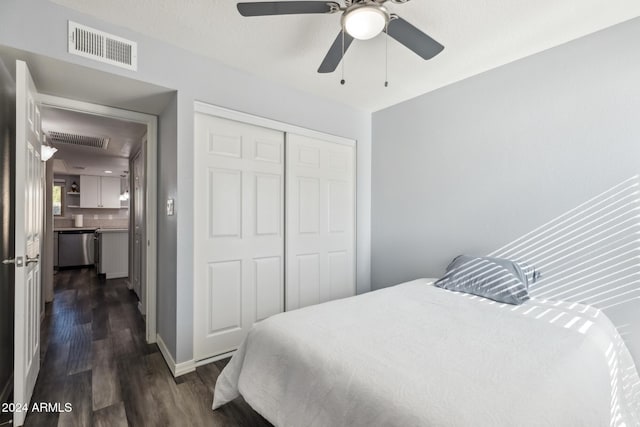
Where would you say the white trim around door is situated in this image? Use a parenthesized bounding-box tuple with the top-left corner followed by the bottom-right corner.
(194, 102, 355, 147)
(38, 94, 159, 344)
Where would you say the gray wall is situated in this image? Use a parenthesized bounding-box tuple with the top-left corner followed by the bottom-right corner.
(157, 93, 177, 358)
(0, 57, 15, 405)
(0, 0, 372, 363)
(372, 16, 640, 288)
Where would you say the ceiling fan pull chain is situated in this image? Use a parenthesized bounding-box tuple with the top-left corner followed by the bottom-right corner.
(384, 21, 389, 87)
(341, 28, 346, 85)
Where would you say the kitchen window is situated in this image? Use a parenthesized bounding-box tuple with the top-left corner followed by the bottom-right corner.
(53, 183, 64, 216)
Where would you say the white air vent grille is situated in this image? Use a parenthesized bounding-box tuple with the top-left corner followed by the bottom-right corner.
(68, 21, 137, 71)
(48, 131, 110, 150)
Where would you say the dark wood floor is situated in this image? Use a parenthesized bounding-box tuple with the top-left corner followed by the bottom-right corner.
(24, 268, 272, 427)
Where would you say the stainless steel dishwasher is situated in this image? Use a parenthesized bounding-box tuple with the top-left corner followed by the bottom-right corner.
(57, 230, 95, 268)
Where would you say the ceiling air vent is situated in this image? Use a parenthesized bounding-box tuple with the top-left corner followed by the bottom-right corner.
(68, 21, 138, 71)
(48, 131, 110, 150)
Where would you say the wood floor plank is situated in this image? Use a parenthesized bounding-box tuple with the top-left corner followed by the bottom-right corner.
(92, 402, 128, 427)
(66, 324, 92, 375)
(214, 358, 230, 372)
(92, 305, 109, 341)
(117, 354, 164, 427)
(92, 338, 121, 410)
(108, 304, 130, 332)
(25, 268, 272, 427)
(145, 352, 190, 425)
(48, 309, 77, 344)
(216, 396, 273, 427)
(51, 289, 75, 314)
(57, 371, 92, 427)
(176, 378, 219, 427)
(196, 362, 222, 393)
(111, 328, 136, 358)
(23, 408, 59, 427)
(173, 370, 200, 385)
(74, 276, 93, 325)
(39, 341, 70, 383)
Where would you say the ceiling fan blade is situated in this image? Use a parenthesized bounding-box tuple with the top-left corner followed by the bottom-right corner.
(237, 1, 339, 17)
(317, 31, 354, 73)
(386, 16, 444, 60)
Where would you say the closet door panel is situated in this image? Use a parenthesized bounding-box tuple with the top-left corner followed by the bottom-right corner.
(254, 256, 283, 321)
(297, 253, 321, 308)
(328, 250, 352, 300)
(208, 168, 242, 238)
(286, 134, 356, 311)
(195, 113, 284, 360)
(207, 260, 242, 334)
(255, 174, 281, 236)
(298, 178, 320, 234)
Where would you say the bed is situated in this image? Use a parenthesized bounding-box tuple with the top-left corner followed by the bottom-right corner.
(213, 278, 640, 426)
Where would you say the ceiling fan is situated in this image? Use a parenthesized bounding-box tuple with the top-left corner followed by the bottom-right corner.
(237, 0, 444, 74)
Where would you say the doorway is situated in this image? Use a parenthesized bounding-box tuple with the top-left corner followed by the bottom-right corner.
(39, 95, 158, 344)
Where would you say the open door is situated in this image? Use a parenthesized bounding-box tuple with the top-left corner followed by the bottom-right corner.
(12, 60, 42, 426)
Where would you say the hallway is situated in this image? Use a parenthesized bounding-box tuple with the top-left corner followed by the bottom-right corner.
(24, 268, 270, 427)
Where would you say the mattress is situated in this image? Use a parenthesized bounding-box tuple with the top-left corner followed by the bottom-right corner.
(213, 278, 640, 426)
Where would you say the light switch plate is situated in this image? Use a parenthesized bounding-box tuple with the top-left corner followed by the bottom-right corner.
(166, 198, 175, 216)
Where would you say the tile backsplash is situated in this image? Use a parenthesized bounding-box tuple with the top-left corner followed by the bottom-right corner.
(54, 214, 129, 230)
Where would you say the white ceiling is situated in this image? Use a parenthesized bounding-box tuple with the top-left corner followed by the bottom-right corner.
(51, 0, 640, 112)
(42, 106, 146, 176)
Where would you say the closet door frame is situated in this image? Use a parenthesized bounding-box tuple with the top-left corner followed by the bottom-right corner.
(193, 102, 357, 363)
(194, 102, 355, 148)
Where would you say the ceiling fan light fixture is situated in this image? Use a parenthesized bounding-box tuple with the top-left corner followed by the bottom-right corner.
(342, 6, 387, 40)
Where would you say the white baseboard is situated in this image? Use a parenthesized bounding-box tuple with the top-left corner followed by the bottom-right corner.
(195, 350, 237, 367)
(156, 334, 196, 377)
(137, 301, 145, 315)
(106, 272, 128, 280)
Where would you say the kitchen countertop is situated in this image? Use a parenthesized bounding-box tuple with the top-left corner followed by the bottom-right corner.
(54, 227, 129, 232)
(96, 228, 128, 233)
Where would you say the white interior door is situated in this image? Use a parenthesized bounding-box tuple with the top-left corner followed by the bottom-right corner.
(286, 133, 356, 310)
(13, 60, 42, 426)
(194, 114, 284, 359)
(132, 148, 145, 308)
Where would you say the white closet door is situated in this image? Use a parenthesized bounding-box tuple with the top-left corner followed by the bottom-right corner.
(286, 133, 356, 311)
(194, 114, 284, 359)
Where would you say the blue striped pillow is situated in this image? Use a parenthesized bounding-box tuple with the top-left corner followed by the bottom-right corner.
(435, 255, 540, 305)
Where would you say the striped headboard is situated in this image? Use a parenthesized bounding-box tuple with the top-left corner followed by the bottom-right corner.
(490, 175, 640, 367)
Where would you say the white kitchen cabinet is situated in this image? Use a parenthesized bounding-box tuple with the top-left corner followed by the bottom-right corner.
(79, 175, 99, 208)
(100, 177, 121, 208)
(80, 175, 121, 208)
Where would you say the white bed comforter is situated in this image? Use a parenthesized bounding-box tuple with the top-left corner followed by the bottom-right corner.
(213, 279, 640, 427)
